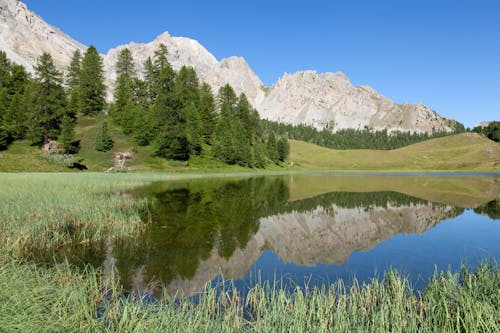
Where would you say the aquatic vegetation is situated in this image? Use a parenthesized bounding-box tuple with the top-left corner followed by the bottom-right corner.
(0, 260, 499, 332)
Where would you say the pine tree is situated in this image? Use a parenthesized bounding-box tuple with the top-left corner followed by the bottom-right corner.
(95, 121, 113, 152)
(3, 92, 27, 140)
(153, 44, 169, 70)
(110, 48, 137, 133)
(115, 48, 135, 78)
(199, 83, 216, 144)
(266, 132, 279, 163)
(0, 51, 12, 90)
(80, 46, 105, 115)
(213, 85, 238, 164)
(66, 50, 82, 117)
(277, 137, 290, 162)
(143, 56, 156, 102)
(27, 53, 67, 144)
(59, 115, 79, 153)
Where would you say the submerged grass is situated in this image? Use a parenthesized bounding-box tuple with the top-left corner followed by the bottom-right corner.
(0, 260, 499, 332)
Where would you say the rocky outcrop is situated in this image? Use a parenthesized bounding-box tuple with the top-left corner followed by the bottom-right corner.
(0, 0, 458, 134)
(258, 71, 454, 133)
(0, 0, 85, 70)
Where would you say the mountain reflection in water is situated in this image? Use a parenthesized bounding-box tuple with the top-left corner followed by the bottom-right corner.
(102, 175, 498, 297)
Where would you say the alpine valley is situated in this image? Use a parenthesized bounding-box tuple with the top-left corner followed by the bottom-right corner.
(0, 0, 461, 134)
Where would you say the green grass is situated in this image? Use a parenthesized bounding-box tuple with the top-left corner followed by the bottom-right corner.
(1, 116, 498, 173)
(290, 133, 500, 172)
(0, 260, 499, 332)
(0, 172, 499, 331)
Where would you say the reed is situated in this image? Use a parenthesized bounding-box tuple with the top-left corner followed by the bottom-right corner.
(0, 260, 498, 332)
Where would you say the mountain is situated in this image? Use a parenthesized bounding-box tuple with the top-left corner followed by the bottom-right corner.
(0, 0, 458, 134)
(0, 0, 85, 70)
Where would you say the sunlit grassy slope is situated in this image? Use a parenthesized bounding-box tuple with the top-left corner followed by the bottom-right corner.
(289, 133, 500, 172)
(0, 115, 252, 172)
(1, 117, 498, 173)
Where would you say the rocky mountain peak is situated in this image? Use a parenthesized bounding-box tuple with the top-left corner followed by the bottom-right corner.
(0, 0, 85, 71)
(0, 0, 459, 134)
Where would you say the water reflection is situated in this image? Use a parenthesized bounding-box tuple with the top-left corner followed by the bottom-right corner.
(98, 175, 498, 296)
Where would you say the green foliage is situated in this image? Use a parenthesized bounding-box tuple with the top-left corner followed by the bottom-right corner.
(277, 136, 290, 161)
(58, 115, 79, 154)
(262, 119, 465, 150)
(473, 121, 500, 142)
(212, 86, 272, 167)
(199, 83, 216, 144)
(266, 132, 279, 162)
(27, 53, 67, 145)
(0, 125, 8, 150)
(115, 48, 135, 78)
(95, 121, 113, 152)
(66, 50, 82, 116)
(79, 46, 105, 115)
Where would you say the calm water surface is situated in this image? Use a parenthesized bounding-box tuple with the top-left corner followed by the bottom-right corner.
(100, 175, 499, 296)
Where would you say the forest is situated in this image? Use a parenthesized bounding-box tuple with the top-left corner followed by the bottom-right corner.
(0, 46, 480, 168)
(0, 47, 289, 168)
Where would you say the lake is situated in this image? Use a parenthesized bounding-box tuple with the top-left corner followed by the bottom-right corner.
(88, 175, 499, 297)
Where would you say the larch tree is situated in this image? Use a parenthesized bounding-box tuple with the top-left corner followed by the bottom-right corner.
(79, 46, 105, 116)
(27, 53, 67, 145)
(66, 50, 82, 117)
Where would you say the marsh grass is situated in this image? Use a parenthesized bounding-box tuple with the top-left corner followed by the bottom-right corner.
(0, 173, 158, 260)
(0, 260, 498, 332)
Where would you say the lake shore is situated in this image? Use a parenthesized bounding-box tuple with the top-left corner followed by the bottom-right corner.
(0, 172, 498, 332)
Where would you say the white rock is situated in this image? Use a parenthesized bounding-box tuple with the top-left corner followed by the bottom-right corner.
(0, 0, 457, 134)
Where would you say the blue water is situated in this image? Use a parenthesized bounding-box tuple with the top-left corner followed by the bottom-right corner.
(104, 175, 499, 296)
(238, 210, 499, 292)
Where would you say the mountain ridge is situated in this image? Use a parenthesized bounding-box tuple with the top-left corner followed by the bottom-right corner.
(0, 0, 459, 134)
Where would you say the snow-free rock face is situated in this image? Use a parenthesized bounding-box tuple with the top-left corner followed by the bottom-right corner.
(258, 70, 454, 133)
(0, 0, 85, 70)
(0, 0, 457, 134)
(102, 33, 265, 105)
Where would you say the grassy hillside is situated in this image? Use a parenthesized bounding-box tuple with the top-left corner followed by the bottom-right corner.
(1, 118, 498, 173)
(290, 133, 500, 172)
(0, 116, 255, 172)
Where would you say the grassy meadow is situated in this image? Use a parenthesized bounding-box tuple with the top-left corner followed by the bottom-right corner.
(0, 115, 499, 173)
(290, 133, 500, 172)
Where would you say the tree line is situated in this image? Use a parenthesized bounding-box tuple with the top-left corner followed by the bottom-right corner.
(0, 47, 289, 167)
(0, 47, 104, 152)
(261, 120, 466, 150)
(472, 122, 499, 142)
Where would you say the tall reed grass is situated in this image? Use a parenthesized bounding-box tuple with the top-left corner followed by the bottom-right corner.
(0, 260, 498, 332)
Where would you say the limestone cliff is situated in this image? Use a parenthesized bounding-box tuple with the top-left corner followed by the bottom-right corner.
(0, 0, 458, 133)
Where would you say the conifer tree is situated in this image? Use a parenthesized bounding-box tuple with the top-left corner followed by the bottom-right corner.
(95, 121, 113, 152)
(143, 56, 156, 102)
(27, 53, 67, 144)
(213, 85, 238, 164)
(115, 48, 135, 78)
(199, 83, 216, 144)
(59, 115, 79, 153)
(266, 132, 279, 162)
(79, 46, 105, 115)
(277, 136, 290, 162)
(66, 50, 82, 117)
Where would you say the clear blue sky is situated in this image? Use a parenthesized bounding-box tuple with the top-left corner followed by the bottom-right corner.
(23, 0, 500, 128)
